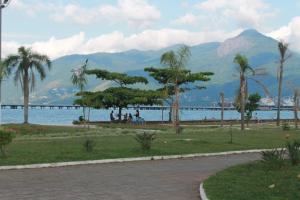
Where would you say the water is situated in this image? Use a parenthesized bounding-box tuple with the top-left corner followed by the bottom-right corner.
(1, 107, 298, 125)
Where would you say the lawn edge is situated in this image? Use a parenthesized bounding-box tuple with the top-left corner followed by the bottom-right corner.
(199, 183, 209, 200)
(0, 149, 269, 171)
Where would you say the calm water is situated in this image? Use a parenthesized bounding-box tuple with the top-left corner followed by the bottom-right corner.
(0, 107, 298, 125)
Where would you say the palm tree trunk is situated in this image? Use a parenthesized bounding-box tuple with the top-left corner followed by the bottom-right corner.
(220, 92, 224, 127)
(174, 81, 180, 134)
(277, 64, 283, 126)
(294, 91, 299, 129)
(23, 70, 29, 124)
(240, 75, 245, 131)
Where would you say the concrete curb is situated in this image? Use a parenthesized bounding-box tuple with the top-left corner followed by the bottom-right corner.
(199, 183, 209, 200)
(0, 149, 269, 171)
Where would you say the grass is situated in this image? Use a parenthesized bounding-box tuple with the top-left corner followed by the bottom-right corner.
(204, 161, 300, 200)
(0, 123, 299, 166)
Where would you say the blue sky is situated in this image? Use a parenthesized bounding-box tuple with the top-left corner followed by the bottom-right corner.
(3, 0, 300, 58)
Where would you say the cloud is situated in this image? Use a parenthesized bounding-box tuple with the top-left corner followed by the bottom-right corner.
(11, 0, 161, 29)
(171, 14, 198, 26)
(196, 0, 277, 29)
(3, 29, 242, 59)
(268, 16, 300, 53)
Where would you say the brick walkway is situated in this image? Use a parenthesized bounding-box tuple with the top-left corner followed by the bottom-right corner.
(0, 153, 260, 200)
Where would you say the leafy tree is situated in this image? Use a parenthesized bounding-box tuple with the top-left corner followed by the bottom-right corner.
(276, 41, 291, 126)
(85, 69, 162, 121)
(145, 46, 213, 134)
(245, 93, 261, 126)
(3, 47, 51, 124)
(71, 59, 88, 120)
(234, 54, 254, 130)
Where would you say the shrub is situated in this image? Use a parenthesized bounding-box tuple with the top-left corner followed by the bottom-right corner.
(83, 138, 96, 153)
(135, 132, 156, 151)
(0, 129, 15, 157)
(282, 123, 290, 131)
(261, 149, 285, 169)
(286, 140, 300, 165)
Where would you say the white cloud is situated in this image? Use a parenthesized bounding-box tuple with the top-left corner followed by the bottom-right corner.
(12, 0, 161, 29)
(268, 16, 300, 53)
(196, 0, 277, 29)
(3, 29, 242, 59)
(171, 14, 198, 26)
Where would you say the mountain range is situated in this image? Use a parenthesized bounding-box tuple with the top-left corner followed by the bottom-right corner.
(3, 29, 300, 106)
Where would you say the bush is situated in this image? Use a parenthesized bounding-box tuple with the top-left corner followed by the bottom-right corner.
(83, 138, 96, 153)
(282, 123, 290, 131)
(0, 129, 15, 157)
(286, 140, 300, 165)
(261, 149, 285, 169)
(135, 132, 156, 151)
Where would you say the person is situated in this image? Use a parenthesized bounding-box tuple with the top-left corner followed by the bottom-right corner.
(110, 110, 115, 121)
(135, 110, 140, 118)
(128, 113, 133, 122)
(123, 113, 128, 122)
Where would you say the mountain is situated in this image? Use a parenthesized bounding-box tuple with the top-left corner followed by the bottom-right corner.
(3, 29, 300, 105)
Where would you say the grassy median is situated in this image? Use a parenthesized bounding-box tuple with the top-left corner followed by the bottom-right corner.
(0, 123, 299, 166)
(204, 161, 300, 200)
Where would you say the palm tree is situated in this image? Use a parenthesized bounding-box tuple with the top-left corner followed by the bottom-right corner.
(276, 41, 290, 126)
(71, 59, 88, 120)
(0, 62, 10, 125)
(3, 46, 51, 124)
(234, 54, 254, 130)
(160, 46, 191, 134)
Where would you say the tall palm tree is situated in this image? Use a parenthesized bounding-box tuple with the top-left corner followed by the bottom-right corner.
(71, 59, 88, 120)
(234, 54, 254, 130)
(160, 46, 191, 134)
(4, 46, 51, 124)
(276, 41, 290, 126)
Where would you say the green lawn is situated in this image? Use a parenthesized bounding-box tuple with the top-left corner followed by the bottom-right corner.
(204, 161, 300, 200)
(0, 124, 299, 166)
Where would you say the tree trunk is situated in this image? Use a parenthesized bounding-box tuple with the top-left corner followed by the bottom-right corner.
(277, 63, 283, 126)
(174, 81, 180, 134)
(23, 70, 29, 124)
(118, 107, 122, 122)
(294, 91, 299, 129)
(88, 107, 91, 130)
(240, 75, 245, 131)
(220, 92, 224, 127)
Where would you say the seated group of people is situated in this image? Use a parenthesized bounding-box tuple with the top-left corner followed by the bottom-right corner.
(110, 110, 143, 123)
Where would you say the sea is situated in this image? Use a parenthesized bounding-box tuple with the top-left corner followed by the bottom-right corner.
(0, 107, 298, 125)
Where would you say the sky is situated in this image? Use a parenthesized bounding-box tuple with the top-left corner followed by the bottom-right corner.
(3, 0, 300, 59)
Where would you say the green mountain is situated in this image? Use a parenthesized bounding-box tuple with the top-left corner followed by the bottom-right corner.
(3, 29, 300, 105)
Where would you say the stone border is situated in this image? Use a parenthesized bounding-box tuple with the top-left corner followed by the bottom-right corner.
(199, 183, 209, 200)
(0, 149, 268, 171)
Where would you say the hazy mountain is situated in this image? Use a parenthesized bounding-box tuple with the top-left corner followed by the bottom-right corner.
(3, 29, 300, 105)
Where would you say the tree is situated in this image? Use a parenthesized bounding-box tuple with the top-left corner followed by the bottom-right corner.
(85, 69, 162, 121)
(234, 54, 254, 131)
(0, 62, 10, 125)
(245, 93, 261, 127)
(276, 41, 291, 126)
(71, 59, 88, 120)
(145, 46, 213, 134)
(3, 47, 51, 124)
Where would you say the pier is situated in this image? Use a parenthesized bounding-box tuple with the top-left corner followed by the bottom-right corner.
(0, 104, 294, 111)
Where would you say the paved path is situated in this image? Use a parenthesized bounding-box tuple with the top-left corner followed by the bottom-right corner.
(0, 153, 260, 200)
